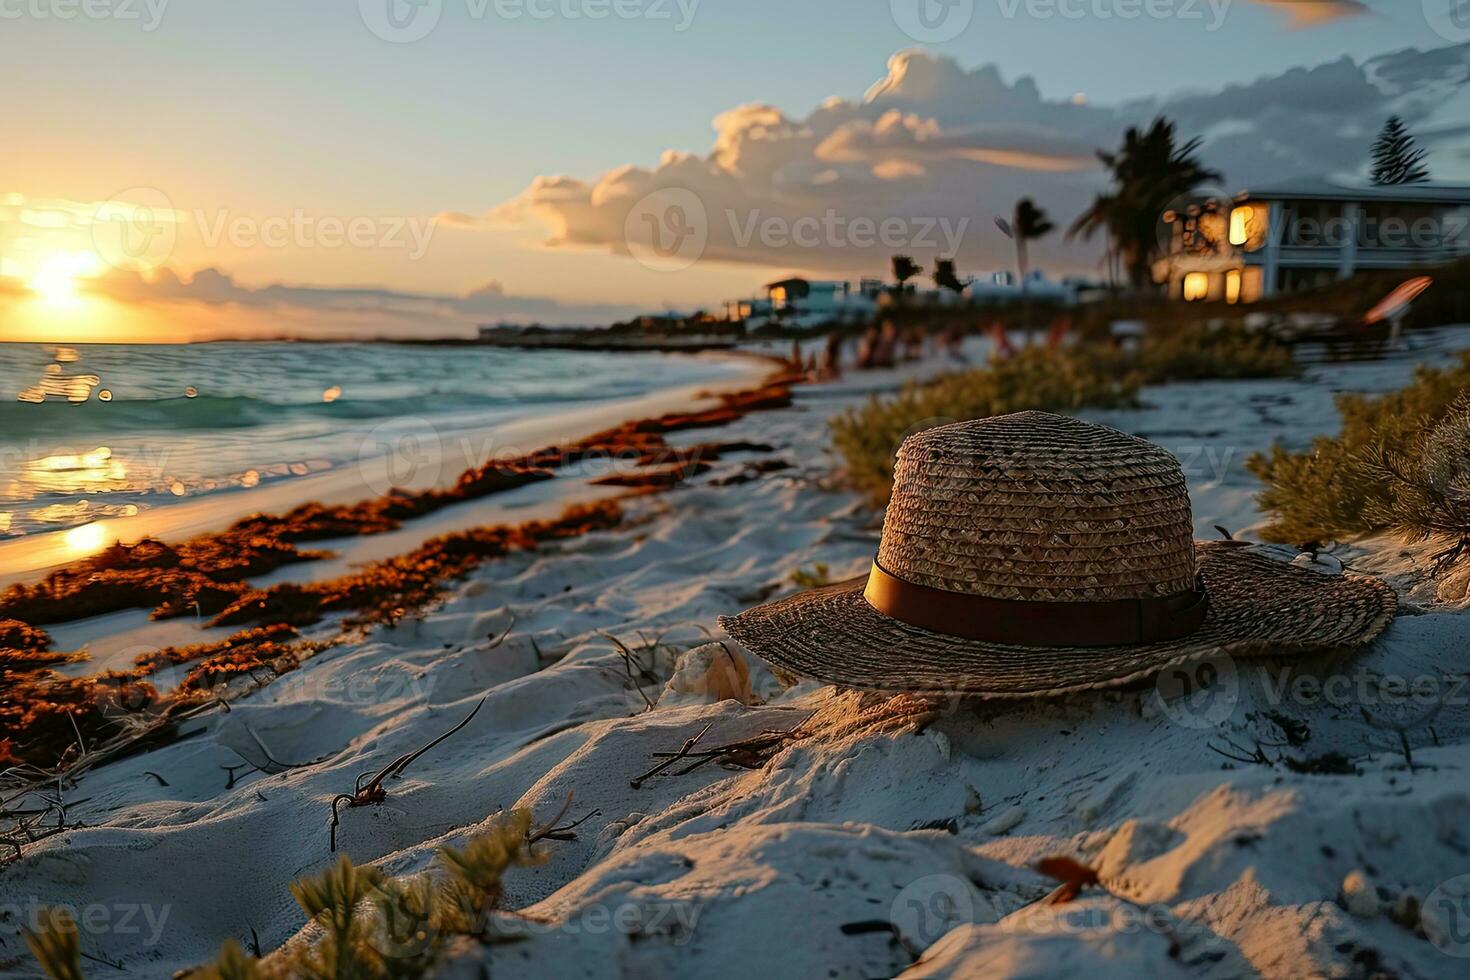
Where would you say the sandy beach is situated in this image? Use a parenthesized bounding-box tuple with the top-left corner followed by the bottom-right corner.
(6, 331, 1470, 977)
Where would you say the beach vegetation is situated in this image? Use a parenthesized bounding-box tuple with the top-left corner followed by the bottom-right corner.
(789, 563, 833, 589)
(1248, 352, 1470, 552)
(23, 907, 83, 980)
(216, 810, 539, 979)
(26, 810, 551, 979)
(1364, 397, 1470, 568)
(833, 324, 1294, 505)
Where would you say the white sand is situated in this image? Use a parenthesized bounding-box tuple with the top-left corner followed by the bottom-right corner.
(6, 331, 1470, 978)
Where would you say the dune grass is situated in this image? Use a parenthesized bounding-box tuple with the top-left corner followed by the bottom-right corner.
(832, 325, 1297, 505)
(26, 809, 548, 980)
(1248, 351, 1470, 555)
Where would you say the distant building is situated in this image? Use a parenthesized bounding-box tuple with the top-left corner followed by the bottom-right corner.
(1162, 177, 1470, 303)
(966, 270, 1080, 304)
(723, 271, 1083, 328)
(730, 278, 877, 330)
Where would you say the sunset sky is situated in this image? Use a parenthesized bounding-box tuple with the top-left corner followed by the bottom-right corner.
(2, 0, 1465, 341)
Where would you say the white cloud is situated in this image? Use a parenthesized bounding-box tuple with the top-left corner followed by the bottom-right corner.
(481, 45, 1467, 280)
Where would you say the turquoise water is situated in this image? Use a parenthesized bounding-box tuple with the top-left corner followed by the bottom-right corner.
(0, 342, 735, 537)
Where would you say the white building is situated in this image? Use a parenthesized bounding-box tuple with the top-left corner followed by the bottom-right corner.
(1163, 177, 1470, 303)
(966, 270, 1082, 304)
(729, 278, 878, 329)
(725, 272, 1083, 328)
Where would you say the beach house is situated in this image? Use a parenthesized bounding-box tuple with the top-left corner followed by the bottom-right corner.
(727, 278, 878, 329)
(1162, 177, 1470, 303)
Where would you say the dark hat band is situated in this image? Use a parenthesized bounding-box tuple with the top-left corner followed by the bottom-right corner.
(862, 559, 1209, 648)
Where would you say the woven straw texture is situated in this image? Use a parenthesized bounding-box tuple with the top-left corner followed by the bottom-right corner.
(720, 412, 1397, 697)
(881, 412, 1195, 601)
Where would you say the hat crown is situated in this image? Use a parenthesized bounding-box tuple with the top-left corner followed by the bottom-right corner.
(878, 412, 1196, 602)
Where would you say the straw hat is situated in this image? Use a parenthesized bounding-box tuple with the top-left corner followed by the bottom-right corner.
(719, 412, 1397, 697)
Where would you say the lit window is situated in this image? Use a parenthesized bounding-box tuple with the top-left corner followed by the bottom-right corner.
(1183, 273, 1210, 302)
(1229, 207, 1253, 247)
(1225, 269, 1242, 304)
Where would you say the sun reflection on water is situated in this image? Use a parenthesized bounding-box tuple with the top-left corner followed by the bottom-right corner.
(62, 521, 110, 558)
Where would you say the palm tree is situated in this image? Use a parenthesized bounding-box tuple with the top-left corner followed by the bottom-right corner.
(996, 198, 1054, 293)
(891, 255, 921, 297)
(932, 258, 968, 295)
(1068, 117, 1221, 293)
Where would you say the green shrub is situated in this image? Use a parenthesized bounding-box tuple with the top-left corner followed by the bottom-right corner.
(789, 563, 832, 589)
(832, 326, 1296, 505)
(1363, 397, 1470, 568)
(832, 347, 1141, 505)
(23, 908, 83, 980)
(34, 810, 546, 980)
(1248, 352, 1470, 545)
(1134, 324, 1298, 382)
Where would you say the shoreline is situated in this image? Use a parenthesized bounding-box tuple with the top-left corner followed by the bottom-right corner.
(0, 350, 777, 589)
(0, 348, 800, 773)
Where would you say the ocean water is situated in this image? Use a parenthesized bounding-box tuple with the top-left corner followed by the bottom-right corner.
(0, 342, 739, 538)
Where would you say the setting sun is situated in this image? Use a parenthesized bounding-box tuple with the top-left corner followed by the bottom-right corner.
(29, 250, 100, 305)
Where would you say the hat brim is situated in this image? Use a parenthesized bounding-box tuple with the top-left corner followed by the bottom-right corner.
(718, 543, 1397, 698)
